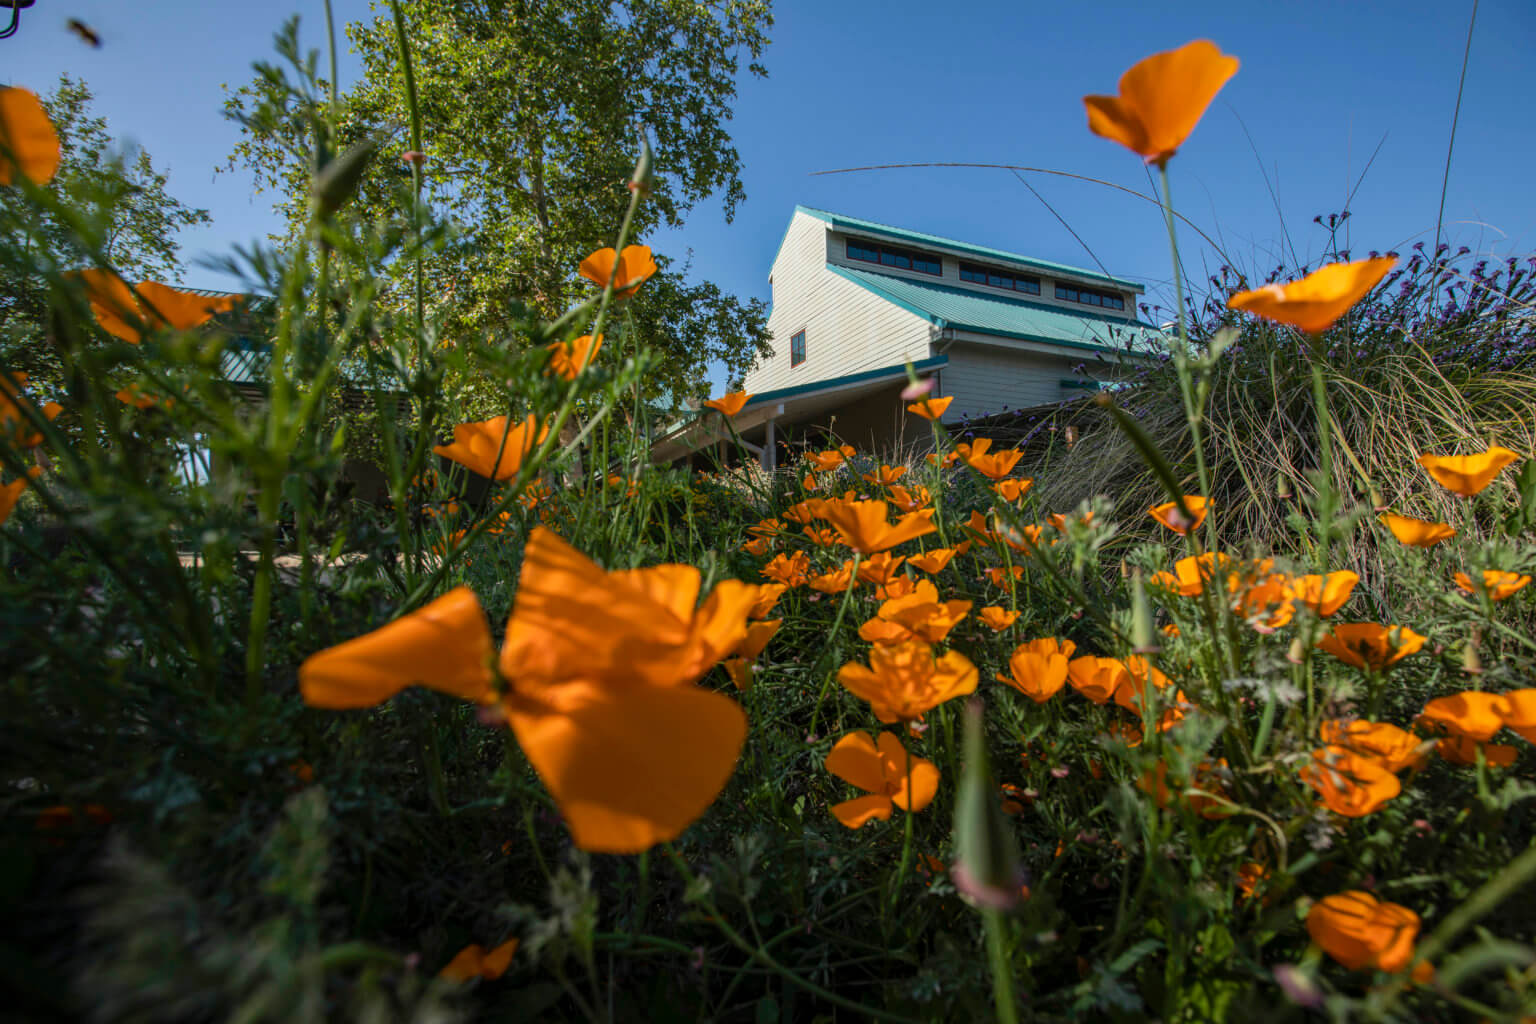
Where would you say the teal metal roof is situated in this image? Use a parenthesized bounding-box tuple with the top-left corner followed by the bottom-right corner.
(741, 354, 949, 410)
(827, 265, 1163, 355)
(797, 206, 1144, 292)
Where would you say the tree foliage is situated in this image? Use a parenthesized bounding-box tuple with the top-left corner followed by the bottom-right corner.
(224, 0, 774, 401)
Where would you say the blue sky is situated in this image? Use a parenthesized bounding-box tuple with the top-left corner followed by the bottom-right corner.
(6, 0, 1533, 390)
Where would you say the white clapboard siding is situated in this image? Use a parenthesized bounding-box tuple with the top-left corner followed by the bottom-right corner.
(744, 212, 933, 395)
(940, 344, 1095, 421)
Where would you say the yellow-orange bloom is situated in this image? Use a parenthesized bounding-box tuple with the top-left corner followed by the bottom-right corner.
(838, 640, 978, 723)
(299, 587, 494, 709)
(862, 464, 908, 487)
(957, 438, 1023, 480)
(703, 391, 752, 417)
(1066, 655, 1128, 704)
(809, 563, 857, 594)
(1, 371, 62, 448)
(998, 638, 1076, 703)
(115, 384, 172, 410)
(855, 551, 906, 586)
(498, 528, 759, 853)
(1227, 257, 1396, 335)
(1435, 735, 1518, 767)
(907, 396, 952, 420)
(805, 448, 850, 473)
(1379, 512, 1456, 548)
(1417, 445, 1520, 497)
(578, 244, 656, 297)
(440, 939, 519, 982)
(723, 618, 781, 692)
(1453, 569, 1532, 602)
(992, 478, 1033, 503)
(545, 334, 602, 380)
(1319, 719, 1425, 773)
(1504, 690, 1536, 744)
(760, 550, 810, 588)
(1083, 40, 1239, 167)
(858, 579, 970, 645)
(906, 547, 954, 574)
(433, 413, 547, 482)
(1138, 759, 1232, 819)
(818, 500, 936, 554)
(1, 474, 32, 525)
(749, 583, 786, 619)
(978, 606, 1019, 631)
(73, 270, 240, 343)
(1301, 746, 1401, 817)
(1292, 571, 1360, 617)
(1148, 495, 1207, 534)
(1307, 891, 1422, 973)
(983, 565, 1024, 588)
(0, 87, 61, 185)
(824, 730, 939, 828)
(1149, 552, 1231, 597)
(1417, 691, 1514, 742)
(886, 484, 932, 513)
(1316, 623, 1426, 672)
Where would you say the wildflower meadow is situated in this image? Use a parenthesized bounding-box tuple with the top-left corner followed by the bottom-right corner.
(3, 15, 1536, 1024)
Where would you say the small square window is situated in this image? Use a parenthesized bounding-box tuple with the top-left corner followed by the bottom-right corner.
(791, 330, 806, 367)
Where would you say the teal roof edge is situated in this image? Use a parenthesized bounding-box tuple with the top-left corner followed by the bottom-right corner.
(742, 354, 948, 409)
(795, 205, 1143, 292)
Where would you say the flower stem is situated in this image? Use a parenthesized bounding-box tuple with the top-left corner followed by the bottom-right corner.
(983, 908, 1019, 1024)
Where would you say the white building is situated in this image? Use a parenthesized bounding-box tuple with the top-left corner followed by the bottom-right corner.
(654, 206, 1160, 466)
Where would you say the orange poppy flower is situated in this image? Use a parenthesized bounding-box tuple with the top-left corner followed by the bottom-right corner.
(1434, 735, 1518, 767)
(805, 449, 849, 473)
(544, 334, 602, 380)
(1319, 719, 1425, 773)
(0, 87, 61, 185)
(722, 618, 781, 691)
(1379, 511, 1456, 548)
(957, 438, 1024, 480)
(1503, 689, 1536, 744)
(1417, 445, 1521, 497)
(906, 547, 955, 574)
(992, 478, 1034, 503)
(702, 391, 752, 417)
(73, 270, 240, 344)
(498, 528, 759, 853)
(1138, 759, 1232, 819)
(1083, 40, 1239, 167)
(1, 372, 62, 448)
(962, 509, 995, 544)
(907, 396, 953, 420)
(978, 606, 1019, 631)
(1236, 862, 1269, 902)
(887, 484, 932, 513)
(760, 550, 810, 587)
(1452, 569, 1531, 601)
(1227, 257, 1397, 335)
(926, 449, 961, 468)
(983, 565, 1025, 587)
(1065, 655, 1128, 704)
(433, 413, 548, 482)
(1306, 891, 1421, 973)
(1417, 691, 1514, 742)
(299, 587, 495, 709)
(1148, 495, 1208, 534)
(115, 384, 173, 410)
(1231, 573, 1295, 633)
(824, 730, 939, 828)
(749, 583, 786, 619)
(578, 244, 657, 297)
(740, 536, 773, 557)
(998, 638, 1076, 703)
(1300, 746, 1401, 817)
(1047, 510, 1094, 533)
(855, 551, 906, 585)
(818, 500, 936, 554)
(838, 640, 978, 723)
(1292, 571, 1359, 617)
(862, 464, 908, 487)
(0, 475, 30, 525)
(858, 579, 971, 645)
(1316, 623, 1426, 672)
(876, 576, 917, 601)
(1149, 552, 1231, 597)
(809, 562, 857, 594)
(440, 939, 519, 982)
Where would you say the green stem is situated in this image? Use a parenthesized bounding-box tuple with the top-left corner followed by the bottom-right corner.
(807, 552, 862, 737)
(983, 909, 1019, 1024)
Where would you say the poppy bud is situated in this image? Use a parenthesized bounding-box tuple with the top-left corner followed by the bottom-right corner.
(1461, 628, 1483, 677)
(1131, 571, 1160, 655)
(312, 133, 383, 219)
(1276, 472, 1292, 500)
(1286, 635, 1307, 665)
(628, 137, 654, 195)
(953, 698, 1023, 910)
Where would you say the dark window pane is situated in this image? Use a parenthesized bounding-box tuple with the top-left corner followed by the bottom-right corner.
(988, 273, 1007, 288)
(848, 241, 878, 262)
(891, 253, 910, 269)
(960, 266, 984, 283)
(1016, 278, 1040, 294)
(914, 257, 941, 275)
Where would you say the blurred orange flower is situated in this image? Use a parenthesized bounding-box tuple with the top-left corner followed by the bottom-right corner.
(862, 464, 908, 486)
(1379, 511, 1456, 547)
(0, 87, 61, 185)
(838, 640, 978, 723)
(993, 478, 1034, 503)
(824, 730, 939, 828)
(809, 562, 857, 594)
(1227, 257, 1396, 335)
(818, 499, 936, 554)
(1292, 571, 1359, 617)
(957, 438, 1023, 480)
(1306, 891, 1421, 973)
(1150, 552, 1231, 597)
(1417, 445, 1520, 497)
(545, 334, 602, 380)
(1434, 735, 1518, 767)
(703, 391, 752, 417)
(761, 550, 810, 588)
(999, 638, 1076, 703)
(978, 606, 1019, 631)
(858, 579, 970, 645)
(299, 587, 494, 709)
(1138, 759, 1231, 819)
(723, 618, 781, 691)
(433, 413, 547, 482)
(983, 565, 1024, 587)
(855, 551, 906, 585)
(749, 583, 786, 619)
(1, 371, 62, 448)
(1503, 689, 1536, 744)
(1318, 719, 1425, 774)
(906, 547, 955, 574)
(1066, 655, 1129, 704)
(498, 528, 759, 853)
(1148, 495, 1207, 534)
(1300, 746, 1401, 817)
(1417, 691, 1514, 742)
(887, 484, 932, 513)
(73, 270, 240, 344)
(1083, 40, 1238, 167)
(440, 939, 519, 982)
(1316, 623, 1425, 672)
(907, 396, 953, 420)
(578, 244, 656, 297)
(1452, 569, 1531, 602)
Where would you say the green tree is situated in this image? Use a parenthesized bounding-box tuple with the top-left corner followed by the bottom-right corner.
(224, 0, 773, 401)
(0, 75, 213, 390)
